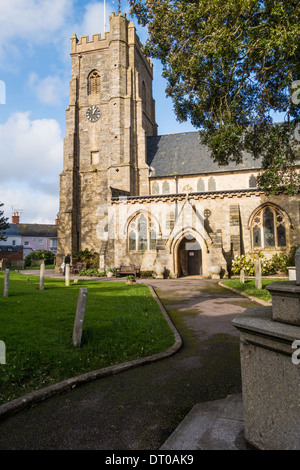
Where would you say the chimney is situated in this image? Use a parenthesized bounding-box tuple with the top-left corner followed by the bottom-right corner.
(55, 215, 58, 225)
(12, 211, 20, 224)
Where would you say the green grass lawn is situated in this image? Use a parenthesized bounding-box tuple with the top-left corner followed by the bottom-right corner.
(0, 272, 175, 405)
(9, 264, 56, 271)
(222, 278, 287, 302)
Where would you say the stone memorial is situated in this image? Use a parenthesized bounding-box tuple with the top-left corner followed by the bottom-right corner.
(3, 269, 9, 297)
(232, 248, 300, 450)
(73, 287, 88, 347)
(240, 268, 245, 284)
(39, 262, 45, 290)
(65, 263, 70, 287)
(0, 341, 5, 365)
(0, 259, 7, 271)
(254, 258, 262, 289)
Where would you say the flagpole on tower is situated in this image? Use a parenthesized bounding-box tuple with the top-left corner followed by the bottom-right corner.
(104, 0, 106, 32)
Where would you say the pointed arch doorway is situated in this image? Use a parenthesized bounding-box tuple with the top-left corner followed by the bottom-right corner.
(177, 234, 202, 276)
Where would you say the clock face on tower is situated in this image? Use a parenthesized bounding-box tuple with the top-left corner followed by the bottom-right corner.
(86, 105, 101, 122)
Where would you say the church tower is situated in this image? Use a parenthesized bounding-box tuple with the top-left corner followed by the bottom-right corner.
(57, 12, 157, 266)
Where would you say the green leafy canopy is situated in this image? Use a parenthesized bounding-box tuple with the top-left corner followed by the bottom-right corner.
(0, 203, 9, 241)
(129, 0, 300, 193)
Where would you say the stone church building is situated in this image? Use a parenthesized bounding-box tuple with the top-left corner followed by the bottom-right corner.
(56, 12, 300, 277)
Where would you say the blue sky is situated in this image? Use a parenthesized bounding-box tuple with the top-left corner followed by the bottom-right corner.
(0, 0, 195, 224)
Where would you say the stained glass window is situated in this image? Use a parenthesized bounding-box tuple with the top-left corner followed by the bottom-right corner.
(128, 214, 157, 251)
(251, 206, 286, 249)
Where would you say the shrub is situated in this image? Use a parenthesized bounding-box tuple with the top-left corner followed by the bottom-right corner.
(25, 250, 56, 266)
(105, 265, 116, 274)
(286, 246, 300, 267)
(73, 249, 99, 269)
(232, 253, 276, 276)
(271, 253, 288, 274)
(140, 270, 154, 278)
(78, 268, 106, 277)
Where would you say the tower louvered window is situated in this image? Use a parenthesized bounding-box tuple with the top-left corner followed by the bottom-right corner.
(88, 70, 100, 95)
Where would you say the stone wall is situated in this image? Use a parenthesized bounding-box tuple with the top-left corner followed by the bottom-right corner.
(56, 12, 158, 269)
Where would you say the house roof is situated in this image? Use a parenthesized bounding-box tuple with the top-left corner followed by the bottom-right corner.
(2, 224, 57, 238)
(146, 131, 264, 178)
(16, 224, 57, 238)
(0, 245, 23, 252)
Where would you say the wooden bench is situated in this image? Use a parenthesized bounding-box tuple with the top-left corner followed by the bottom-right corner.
(115, 265, 140, 278)
(71, 262, 87, 274)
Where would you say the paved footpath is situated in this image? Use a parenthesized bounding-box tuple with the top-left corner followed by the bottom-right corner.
(0, 277, 257, 450)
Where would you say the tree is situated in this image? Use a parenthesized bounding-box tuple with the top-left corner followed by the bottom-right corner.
(0, 203, 9, 241)
(129, 0, 300, 193)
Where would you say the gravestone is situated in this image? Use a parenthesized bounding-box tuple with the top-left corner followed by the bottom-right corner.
(240, 268, 245, 284)
(0, 341, 5, 364)
(39, 262, 45, 290)
(65, 263, 70, 287)
(0, 259, 7, 271)
(73, 287, 88, 347)
(3, 269, 9, 297)
(254, 258, 262, 289)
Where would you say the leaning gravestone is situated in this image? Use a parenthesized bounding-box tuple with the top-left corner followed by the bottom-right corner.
(3, 269, 9, 297)
(73, 287, 88, 347)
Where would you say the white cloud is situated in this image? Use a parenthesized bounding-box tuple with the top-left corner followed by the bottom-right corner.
(1, 185, 58, 224)
(75, 1, 114, 38)
(0, 112, 62, 223)
(0, 0, 73, 43)
(28, 72, 68, 106)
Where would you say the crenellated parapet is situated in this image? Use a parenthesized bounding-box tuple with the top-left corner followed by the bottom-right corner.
(70, 31, 110, 54)
(70, 11, 153, 76)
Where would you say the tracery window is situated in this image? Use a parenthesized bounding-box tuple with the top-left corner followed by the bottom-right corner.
(88, 70, 100, 95)
(208, 177, 216, 191)
(251, 206, 286, 249)
(152, 182, 159, 195)
(128, 214, 157, 252)
(197, 179, 205, 192)
(249, 175, 257, 188)
(162, 181, 170, 194)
